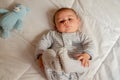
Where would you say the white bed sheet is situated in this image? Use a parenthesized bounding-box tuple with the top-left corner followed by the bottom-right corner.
(0, 0, 120, 80)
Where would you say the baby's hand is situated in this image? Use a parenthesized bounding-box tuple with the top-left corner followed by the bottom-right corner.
(37, 55, 44, 71)
(75, 53, 90, 67)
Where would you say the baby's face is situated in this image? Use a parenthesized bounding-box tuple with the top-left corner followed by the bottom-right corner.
(55, 10, 80, 33)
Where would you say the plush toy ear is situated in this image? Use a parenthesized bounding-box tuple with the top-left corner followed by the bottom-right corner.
(15, 4, 22, 7)
(15, 4, 30, 12)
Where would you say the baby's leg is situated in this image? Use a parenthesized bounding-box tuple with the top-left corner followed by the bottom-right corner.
(42, 49, 62, 80)
(58, 48, 86, 73)
(42, 49, 62, 72)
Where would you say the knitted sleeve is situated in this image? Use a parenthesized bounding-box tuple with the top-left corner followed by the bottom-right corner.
(79, 32, 95, 60)
(35, 30, 54, 59)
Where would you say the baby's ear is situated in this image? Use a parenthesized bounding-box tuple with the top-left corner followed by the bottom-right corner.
(77, 17, 81, 21)
(53, 26, 57, 30)
(78, 17, 81, 24)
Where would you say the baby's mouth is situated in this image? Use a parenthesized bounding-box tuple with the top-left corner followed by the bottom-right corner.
(65, 26, 71, 31)
(65, 26, 71, 28)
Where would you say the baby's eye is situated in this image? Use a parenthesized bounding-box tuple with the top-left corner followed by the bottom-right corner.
(60, 20, 65, 23)
(68, 18, 72, 21)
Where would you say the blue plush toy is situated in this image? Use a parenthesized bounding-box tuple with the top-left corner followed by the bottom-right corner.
(0, 4, 29, 39)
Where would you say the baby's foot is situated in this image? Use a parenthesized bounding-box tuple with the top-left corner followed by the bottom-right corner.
(46, 49, 56, 57)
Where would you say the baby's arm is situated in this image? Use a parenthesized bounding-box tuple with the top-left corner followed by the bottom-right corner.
(78, 33, 95, 67)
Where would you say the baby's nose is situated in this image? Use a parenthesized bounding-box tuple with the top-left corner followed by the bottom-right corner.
(64, 20, 69, 24)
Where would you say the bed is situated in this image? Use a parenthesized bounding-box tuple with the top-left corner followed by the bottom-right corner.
(0, 0, 120, 80)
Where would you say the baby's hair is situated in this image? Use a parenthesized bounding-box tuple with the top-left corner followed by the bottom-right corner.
(53, 7, 78, 25)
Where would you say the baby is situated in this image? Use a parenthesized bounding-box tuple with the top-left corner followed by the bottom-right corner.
(35, 8, 94, 80)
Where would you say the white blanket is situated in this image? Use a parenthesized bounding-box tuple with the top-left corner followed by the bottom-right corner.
(0, 0, 120, 80)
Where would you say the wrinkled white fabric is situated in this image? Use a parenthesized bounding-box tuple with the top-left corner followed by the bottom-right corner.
(0, 0, 120, 80)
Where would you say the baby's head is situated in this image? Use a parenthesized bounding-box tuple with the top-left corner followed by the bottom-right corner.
(53, 8, 80, 33)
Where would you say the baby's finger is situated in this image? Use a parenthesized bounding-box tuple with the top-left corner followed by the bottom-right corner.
(82, 59, 89, 67)
(74, 53, 82, 57)
(85, 60, 89, 67)
(78, 56, 83, 61)
(81, 59, 86, 67)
